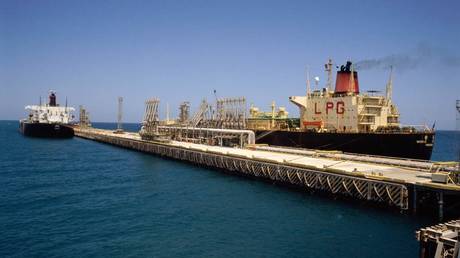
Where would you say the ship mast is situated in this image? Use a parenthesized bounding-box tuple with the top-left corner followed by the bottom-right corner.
(386, 66, 393, 101)
(325, 59, 333, 91)
(306, 66, 311, 100)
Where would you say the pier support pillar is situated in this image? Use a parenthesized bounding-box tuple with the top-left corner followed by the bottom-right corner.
(413, 187, 417, 214)
(419, 241, 427, 258)
(438, 191, 444, 222)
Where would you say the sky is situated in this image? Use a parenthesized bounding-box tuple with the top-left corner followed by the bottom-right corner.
(1, 0, 459, 129)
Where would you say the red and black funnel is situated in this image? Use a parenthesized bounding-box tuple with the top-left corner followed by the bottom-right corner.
(335, 61, 359, 94)
(49, 92, 57, 106)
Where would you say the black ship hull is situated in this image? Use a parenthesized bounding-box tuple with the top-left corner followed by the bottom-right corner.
(254, 130, 434, 160)
(19, 121, 74, 138)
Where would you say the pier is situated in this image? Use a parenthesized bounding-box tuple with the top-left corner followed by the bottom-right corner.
(74, 126, 460, 219)
(416, 219, 460, 258)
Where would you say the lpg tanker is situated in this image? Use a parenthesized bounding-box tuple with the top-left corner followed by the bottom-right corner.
(248, 60, 435, 160)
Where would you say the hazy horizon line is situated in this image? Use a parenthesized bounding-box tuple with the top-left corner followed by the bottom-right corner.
(1, 119, 457, 131)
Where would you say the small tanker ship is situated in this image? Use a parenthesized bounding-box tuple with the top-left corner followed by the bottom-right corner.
(247, 60, 435, 160)
(19, 91, 75, 138)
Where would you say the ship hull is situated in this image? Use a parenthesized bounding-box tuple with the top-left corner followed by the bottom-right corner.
(19, 121, 74, 138)
(254, 130, 434, 160)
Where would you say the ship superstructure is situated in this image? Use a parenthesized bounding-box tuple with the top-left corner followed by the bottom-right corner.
(20, 91, 75, 138)
(25, 92, 75, 124)
(246, 60, 435, 160)
(289, 61, 400, 133)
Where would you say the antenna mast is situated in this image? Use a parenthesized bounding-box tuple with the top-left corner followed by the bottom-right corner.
(213, 89, 218, 103)
(116, 96, 124, 133)
(456, 100, 460, 131)
(166, 102, 170, 123)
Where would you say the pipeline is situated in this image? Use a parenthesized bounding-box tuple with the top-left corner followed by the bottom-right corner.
(157, 126, 256, 146)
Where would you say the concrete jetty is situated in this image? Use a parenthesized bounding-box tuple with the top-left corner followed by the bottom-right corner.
(74, 126, 460, 219)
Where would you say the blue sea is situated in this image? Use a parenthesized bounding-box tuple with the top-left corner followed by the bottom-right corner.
(1, 120, 459, 258)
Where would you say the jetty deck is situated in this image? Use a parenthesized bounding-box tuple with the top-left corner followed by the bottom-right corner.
(74, 127, 460, 219)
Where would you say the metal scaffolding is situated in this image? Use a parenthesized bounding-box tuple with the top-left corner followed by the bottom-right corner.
(79, 105, 91, 128)
(215, 97, 246, 129)
(139, 98, 162, 140)
(179, 101, 190, 124)
(189, 99, 212, 127)
(188, 97, 246, 129)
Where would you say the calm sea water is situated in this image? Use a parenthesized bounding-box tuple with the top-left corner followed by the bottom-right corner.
(1, 121, 458, 258)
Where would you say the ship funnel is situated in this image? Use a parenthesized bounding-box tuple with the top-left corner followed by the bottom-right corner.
(49, 91, 57, 106)
(334, 61, 359, 94)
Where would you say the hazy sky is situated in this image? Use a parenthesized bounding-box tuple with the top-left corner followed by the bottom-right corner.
(1, 0, 459, 129)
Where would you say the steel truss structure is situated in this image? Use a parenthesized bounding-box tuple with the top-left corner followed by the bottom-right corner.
(140, 98, 161, 140)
